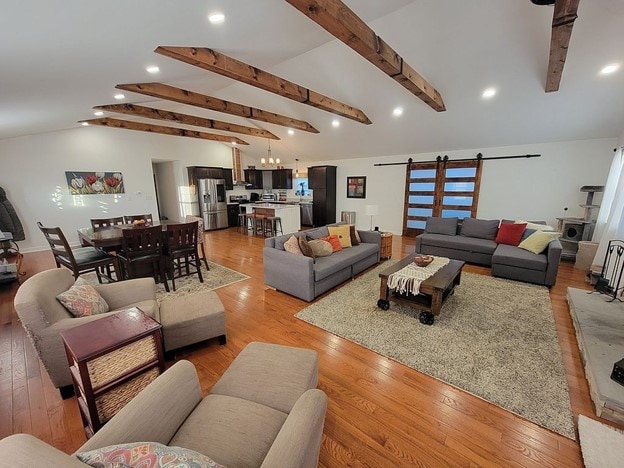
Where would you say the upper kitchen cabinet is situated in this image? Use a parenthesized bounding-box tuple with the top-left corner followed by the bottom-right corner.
(244, 169, 263, 189)
(223, 167, 233, 190)
(195, 167, 224, 179)
(308, 165, 335, 189)
(272, 169, 293, 190)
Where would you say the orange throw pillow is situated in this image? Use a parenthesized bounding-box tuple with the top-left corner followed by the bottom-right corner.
(322, 234, 343, 252)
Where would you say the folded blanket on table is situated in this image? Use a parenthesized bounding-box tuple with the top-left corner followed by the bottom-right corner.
(387, 256, 450, 296)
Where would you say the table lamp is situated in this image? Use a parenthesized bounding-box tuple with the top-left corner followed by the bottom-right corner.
(365, 204, 379, 231)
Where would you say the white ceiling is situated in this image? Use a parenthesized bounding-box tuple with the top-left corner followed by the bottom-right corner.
(2, 0, 623, 163)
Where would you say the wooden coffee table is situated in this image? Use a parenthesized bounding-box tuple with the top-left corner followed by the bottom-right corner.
(378, 254, 465, 325)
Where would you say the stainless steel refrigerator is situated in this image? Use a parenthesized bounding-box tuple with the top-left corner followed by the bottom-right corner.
(198, 178, 228, 230)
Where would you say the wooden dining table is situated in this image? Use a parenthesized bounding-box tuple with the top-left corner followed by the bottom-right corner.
(78, 223, 169, 249)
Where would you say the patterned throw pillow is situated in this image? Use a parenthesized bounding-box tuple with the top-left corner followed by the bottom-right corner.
(308, 239, 333, 257)
(321, 234, 343, 252)
(283, 235, 303, 255)
(56, 277, 109, 317)
(327, 225, 352, 248)
(76, 441, 225, 468)
(298, 236, 315, 259)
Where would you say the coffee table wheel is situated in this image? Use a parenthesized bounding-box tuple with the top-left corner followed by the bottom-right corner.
(377, 299, 390, 310)
(419, 312, 435, 325)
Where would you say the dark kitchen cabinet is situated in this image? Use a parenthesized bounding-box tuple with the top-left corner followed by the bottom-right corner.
(272, 169, 293, 190)
(309, 165, 336, 227)
(195, 167, 224, 179)
(244, 169, 263, 189)
(227, 204, 239, 227)
(223, 168, 233, 190)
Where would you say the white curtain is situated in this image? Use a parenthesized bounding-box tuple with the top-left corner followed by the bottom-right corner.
(592, 147, 624, 274)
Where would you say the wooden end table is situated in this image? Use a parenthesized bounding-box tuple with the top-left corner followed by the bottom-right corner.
(60, 308, 165, 438)
(378, 255, 465, 325)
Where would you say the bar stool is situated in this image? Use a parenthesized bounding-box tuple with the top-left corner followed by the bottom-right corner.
(266, 216, 283, 237)
(237, 213, 249, 234)
(253, 214, 267, 236)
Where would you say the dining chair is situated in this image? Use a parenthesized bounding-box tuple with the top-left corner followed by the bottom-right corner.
(117, 225, 169, 292)
(90, 217, 124, 230)
(123, 214, 154, 225)
(164, 221, 203, 291)
(37, 222, 119, 282)
(185, 215, 209, 270)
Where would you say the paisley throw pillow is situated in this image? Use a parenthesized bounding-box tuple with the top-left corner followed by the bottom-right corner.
(56, 277, 109, 317)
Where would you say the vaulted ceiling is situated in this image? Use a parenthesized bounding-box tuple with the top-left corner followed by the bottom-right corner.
(1, 0, 623, 163)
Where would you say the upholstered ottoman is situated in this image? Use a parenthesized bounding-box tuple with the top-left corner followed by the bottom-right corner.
(210, 341, 319, 413)
(159, 291, 227, 353)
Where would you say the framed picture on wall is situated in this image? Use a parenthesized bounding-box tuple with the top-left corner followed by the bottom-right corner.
(347, 176, 366, 199)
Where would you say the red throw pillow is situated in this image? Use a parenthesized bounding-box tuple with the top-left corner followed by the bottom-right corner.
(321, 235, 343, 252)
(495, 223, 526, 246)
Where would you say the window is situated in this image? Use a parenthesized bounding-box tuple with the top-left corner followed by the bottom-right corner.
(403, 160, 482, 236)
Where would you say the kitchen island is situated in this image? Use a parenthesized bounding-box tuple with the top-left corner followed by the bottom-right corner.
(252, 203, 300, 235)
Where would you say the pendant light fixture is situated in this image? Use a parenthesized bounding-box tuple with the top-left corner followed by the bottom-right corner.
(261, 139, 280, 167)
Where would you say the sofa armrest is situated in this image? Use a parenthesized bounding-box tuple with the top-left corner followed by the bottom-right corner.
(544, 238, 563, 287)
(0, 434, 87, 467)
(261, 389, 328, 468)
(263, 247, 315, 301)
(358, 230, 381, 246)
(415, 234, 424, 253)
(93, 278, 156, 310)
(75, 360, 202, 454)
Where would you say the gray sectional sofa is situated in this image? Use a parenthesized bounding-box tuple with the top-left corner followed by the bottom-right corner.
(264, 224, 381, 301)
(414, 217, 562, 287)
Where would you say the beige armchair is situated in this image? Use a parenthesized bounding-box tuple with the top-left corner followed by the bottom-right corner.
(14, 268, 159, 398)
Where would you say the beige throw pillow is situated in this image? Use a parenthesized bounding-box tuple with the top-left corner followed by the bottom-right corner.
(308, 239, 333, 257)
(328, 225, 352, 248)
(518, 230, 561, 254)
(284, 235, 303, 255)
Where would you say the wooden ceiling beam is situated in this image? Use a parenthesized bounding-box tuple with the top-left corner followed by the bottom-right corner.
(545, 0, 581, 93)
(285, 0, 445, 112)
(79, 117, 249, 144)
(93, 104, 280, 140)
(115, 82, 319, 133)
(155, 46, 372, 125)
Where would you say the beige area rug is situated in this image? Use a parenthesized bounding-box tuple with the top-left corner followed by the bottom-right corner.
(87, 261, 249, 303)
(578, 415, 624, 467)
(295, 261, 575, 438)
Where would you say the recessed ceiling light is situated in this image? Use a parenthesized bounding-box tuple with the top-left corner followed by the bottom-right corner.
(600, 63, 620, 75)
(288, 129, 295, 135)
(331, 119, 340, 128)
(81, 122, 89, 126)
(231, 141, 237, 145)
(392, 107, 404, 117)
(114, 93, 125, 100)
(146, 66, 160, 74)
(94, 111, 104, 116)
(482, 87, 497, 99)
(208, 13, 225, 24)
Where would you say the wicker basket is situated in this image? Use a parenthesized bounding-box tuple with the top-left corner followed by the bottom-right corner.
(380, 232, 393, 260)
(87, 336, 157, 390)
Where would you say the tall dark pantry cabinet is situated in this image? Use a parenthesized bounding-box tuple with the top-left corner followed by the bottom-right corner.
(308, 165, 336, 227)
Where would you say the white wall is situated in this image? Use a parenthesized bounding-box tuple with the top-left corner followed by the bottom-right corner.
(305, 138, 616, 234)
(0, 126, 233, 252)
(152, 161, 179, 221)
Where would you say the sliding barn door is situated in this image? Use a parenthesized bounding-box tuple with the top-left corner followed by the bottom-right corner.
(402, 159, 482, 237)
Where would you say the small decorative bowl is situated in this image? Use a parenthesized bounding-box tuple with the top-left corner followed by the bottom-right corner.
(413, 255, 433, 267)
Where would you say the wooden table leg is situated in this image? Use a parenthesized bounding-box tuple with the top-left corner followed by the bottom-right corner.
(377, 277, 390, 310)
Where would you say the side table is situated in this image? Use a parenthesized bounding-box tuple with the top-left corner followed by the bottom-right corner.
(60, 308, 165, 438)
(380, 232, 393, 260)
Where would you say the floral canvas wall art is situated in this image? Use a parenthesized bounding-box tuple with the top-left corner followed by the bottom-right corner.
(66, 171, 125, 195)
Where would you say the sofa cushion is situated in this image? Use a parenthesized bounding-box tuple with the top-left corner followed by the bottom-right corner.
(169, 394, 287, 468)
(493, 244, 548, 271)
(76, 441, 225, 468)
(305, 227, 330, 240)
(348, 224, 360, 245)
(56, 277, 109, 317)
(313, 243, 378, 281)
(308, 239, 333, 257)
(495, 222, 526, 246)
(284, 235, 303, 255)
(425, 217, 458, 235)
(460, 218, 500, 240)
(518, 231, 561, 254)
(419, 233, 498, 255)
(321, 235, 342, 252)
(328, 225, 352, 248)
(298, 236, 315, 259)
(110, 299, 159, 322)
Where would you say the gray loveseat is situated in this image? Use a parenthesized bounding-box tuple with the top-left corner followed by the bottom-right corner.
(264, 224, 381, 301)
(0, 342, 328, 468)
(415, 217, 562, 287)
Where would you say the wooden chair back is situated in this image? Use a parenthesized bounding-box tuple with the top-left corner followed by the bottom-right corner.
(184, 215, 205, 244)
(121, 225, 163, 260)
(123, 214, 154, 225)
(166, 222, 198, 254)
(90, 217, 124, 230)
(37, 222, 77, 270)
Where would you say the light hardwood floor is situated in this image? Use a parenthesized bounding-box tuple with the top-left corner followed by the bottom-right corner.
(0, 228, 621, 466)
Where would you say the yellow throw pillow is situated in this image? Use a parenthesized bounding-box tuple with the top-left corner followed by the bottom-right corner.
(518, 230, 560, 254)
(328, 225, 352, 248)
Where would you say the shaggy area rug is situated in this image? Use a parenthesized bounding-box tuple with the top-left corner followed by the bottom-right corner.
(578, 415, 624, 467)
(87, 261, 249, 303)
(295, 261, 575, 438)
